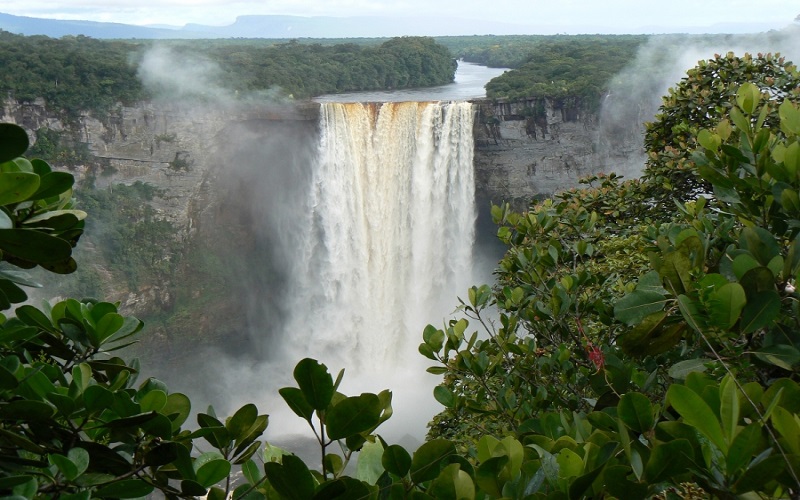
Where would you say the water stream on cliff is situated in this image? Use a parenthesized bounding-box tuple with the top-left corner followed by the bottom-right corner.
(201, 62, 505, 447)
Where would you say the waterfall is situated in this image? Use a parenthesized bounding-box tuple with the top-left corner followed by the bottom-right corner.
(282, 101, 476, 378)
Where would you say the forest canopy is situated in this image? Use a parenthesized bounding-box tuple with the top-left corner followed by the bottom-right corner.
(0, 31, 457, 115)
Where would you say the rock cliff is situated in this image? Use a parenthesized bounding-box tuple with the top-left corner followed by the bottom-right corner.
(472, 97, 645, 210)
(0, 97, 645, 361)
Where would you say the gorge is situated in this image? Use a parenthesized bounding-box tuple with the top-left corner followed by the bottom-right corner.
(0, 89, 644, 440)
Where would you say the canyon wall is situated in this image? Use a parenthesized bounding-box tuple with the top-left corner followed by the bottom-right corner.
(0, 97, 645, 328)
(472, 97, 645, 210)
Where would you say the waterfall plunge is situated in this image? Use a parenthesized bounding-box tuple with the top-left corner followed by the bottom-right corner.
(279, 101, 476, 430)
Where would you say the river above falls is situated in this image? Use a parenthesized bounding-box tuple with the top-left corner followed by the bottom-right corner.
(314, 60, 508, 103)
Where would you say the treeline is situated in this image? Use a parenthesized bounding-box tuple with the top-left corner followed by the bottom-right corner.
(198, 36, 456, 97)
(0, 31, 144, 117)
(0, 31, 456, 117)
(477, 35, 648, 108)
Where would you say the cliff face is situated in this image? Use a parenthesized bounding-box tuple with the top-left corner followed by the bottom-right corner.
(0, 97, 644, 338)
(472, 97, 644, 210)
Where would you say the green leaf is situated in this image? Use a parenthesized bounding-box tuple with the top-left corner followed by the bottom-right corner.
(613, 290, 667, 326)
(162, 392, 191, 430)
(227, 403, 258, 441)
(708, 282, 746, 330)
(727, 423, 763, 473)
(242, 458, 263, 486)
(677, 294, 705, 333)
(475, 456, 508, 497)
(293, 358, 334, 412)
(263, 454, 315, 500)
(668, 358, 710, 380)
(0, 400, 56, 420)
(0, 124, 30, 163)
(0, 229, 71, 264)
(740, 290, 781, 334)
(326, 393, 381, 440)
(410, 439, 457, 484)
(667, 384, 727, 453)
(196, 458, 231, 488)
(619, 312, 684, 357)
(95, 479, 155, 498)
(433, 385, 456, 408)
(719, 375, 740, 443)
(740, 227, 780, 266)
(29, 172, 74, 200)
(383, 444, 412, 477)
(643, 439, 693, 483)
(0, 172, 40, 206)
(428, 463, 475, 500)
(617, 393, 654, 433)
(754, 344, 800, 371)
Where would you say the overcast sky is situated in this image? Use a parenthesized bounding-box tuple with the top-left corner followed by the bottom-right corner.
(2, 0, 799, 33)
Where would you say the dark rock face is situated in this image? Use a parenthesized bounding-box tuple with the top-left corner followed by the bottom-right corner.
(471, 98, 644, 211)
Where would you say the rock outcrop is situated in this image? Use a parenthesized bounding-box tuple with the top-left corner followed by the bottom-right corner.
(472, 97, 644, 210)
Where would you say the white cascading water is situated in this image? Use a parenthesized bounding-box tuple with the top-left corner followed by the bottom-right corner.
(280, 101, 475, 429)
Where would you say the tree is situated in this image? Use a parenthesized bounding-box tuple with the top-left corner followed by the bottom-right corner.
(642, 52, 800, 216)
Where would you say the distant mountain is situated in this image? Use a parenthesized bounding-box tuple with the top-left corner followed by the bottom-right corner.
(0, 11, 792, 39)
(0, 12, 211, 39)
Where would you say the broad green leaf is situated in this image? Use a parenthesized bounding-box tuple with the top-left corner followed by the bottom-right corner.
(355, 440, 384, 484)
(0, 400, 56, 420)
(49, 453, 79, 481)
(242, 459, 263, 486)
(279, 387, 314, 422)
(475, 456, 508, 497)
(619, 312, 684, 357)
(740, 227, 780, 266)
(727, 423, 763, 473)
(162, 392, 191, 430)
(29, 172, 75, 200)
(667, 384, 727, 453)
(0, 172, 39, 206)
(736, 82, 761, 114)
(677, 294, 705, 333)
(754, 344, 800, 371)
(196, 458, 231, 488)
(0, 229, 71, 264)
(740, 290, 781, 334)
(263, 454, 315, 500)
(428, 463, 475, 500)
(410, 439, 457, 484)
(771, 406, 800, 455)
(668, 358, 710, 380)
(433, 385, 456, 408)
(719, 375, 740, 443)
(95, 479, 155, 498)
(557, 447, 583, 479)
(732, 455, 785, 494)
(708, 282, 746, 330)
(613, 290, 667, 326)
(139, 389, 167, 413)
(326, 393, 381, 440)
(293, 358, 334, 411)
(83, 385, 114, 413)
(643, 439, 693, 483)
(227, 403, 258, 442)
(780, 99, 800, 135)
(382, 444, 412, 477)
(618, 392, 654, 433)
(0, 124, 29, 163)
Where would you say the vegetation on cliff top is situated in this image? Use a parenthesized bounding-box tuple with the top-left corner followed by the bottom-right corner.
(0, 31, 456, 116)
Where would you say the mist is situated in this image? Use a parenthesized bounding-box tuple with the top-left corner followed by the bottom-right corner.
(598, 25, 800, 179)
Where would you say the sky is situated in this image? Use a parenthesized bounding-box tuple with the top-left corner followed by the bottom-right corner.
(1, 0, 799, 34)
